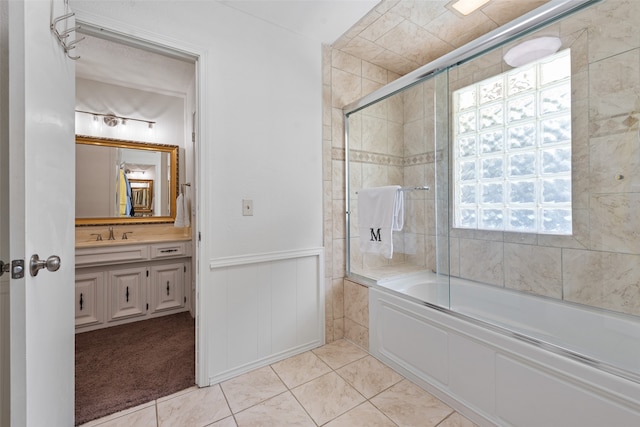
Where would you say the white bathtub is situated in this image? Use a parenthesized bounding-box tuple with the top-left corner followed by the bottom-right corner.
(370, 271, 640, 426)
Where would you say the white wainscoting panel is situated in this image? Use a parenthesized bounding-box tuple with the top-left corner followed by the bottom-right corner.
(207, 248, 324, 384)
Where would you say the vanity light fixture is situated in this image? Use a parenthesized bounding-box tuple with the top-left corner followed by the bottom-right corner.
(450, 0, 490, 16)
(103, 114, 119, 127)
(503, 36, 562, 67)
(76, 109, 156, 129)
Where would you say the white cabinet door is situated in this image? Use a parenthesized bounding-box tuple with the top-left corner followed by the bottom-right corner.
(75, 271, 104, 328)
(150, 262, 184, 313)
(108, 266, 147, 321)
(6, 0, 76, 424)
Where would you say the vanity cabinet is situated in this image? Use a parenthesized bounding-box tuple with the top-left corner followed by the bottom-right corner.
(75, 271, 104, 328)
(75, 240, 191, 332)
(108, 266, 147, 321)
(149, 262, 185, 313)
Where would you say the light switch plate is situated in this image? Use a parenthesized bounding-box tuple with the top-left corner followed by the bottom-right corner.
(242, 199, 253, 216)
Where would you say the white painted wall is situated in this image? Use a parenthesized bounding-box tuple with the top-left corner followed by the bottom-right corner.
(71, 0, 324, 383)
(72, 0, 323, 256)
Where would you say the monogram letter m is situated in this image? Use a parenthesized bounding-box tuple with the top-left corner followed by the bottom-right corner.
(370, 228, 382, 242)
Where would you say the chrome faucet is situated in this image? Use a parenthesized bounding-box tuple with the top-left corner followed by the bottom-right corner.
(108, 226, 115, 240)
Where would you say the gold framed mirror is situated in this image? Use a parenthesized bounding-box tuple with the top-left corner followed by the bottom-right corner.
(75, 135, 179, 225)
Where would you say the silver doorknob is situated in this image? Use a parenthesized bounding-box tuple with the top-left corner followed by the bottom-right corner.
(29, 254, 61, 277)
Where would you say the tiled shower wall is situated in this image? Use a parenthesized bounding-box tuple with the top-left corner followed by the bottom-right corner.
(322, 0, 552, 344)
(322, 46, 400, 343)
(322, 0, 640, 344)
(446, 0, 640, 318)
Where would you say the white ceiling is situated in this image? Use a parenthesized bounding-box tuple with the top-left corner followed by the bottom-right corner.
(75, 0, 379, 96)
(218, 0, 379, 43)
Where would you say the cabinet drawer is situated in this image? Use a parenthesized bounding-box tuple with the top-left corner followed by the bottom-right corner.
(150, 242, 187, 259)
(76, 245, 149, 267)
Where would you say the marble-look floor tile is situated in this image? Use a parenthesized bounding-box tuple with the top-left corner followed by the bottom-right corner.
(220, 366, 287, 414)
(291, 371, 366, 425)
(324, 402, 397, 427)
(81, 404, 157, 427)
(207, 416, 238, 427)
(336, 355, 403, 398)
(80, 402, 156, 427)
(234, 391, 315, 427)
(439, 412, 479, 427)
(271, 351, 332, 388)
(371, 379, 453, 427)
(312, 339, 368, 369)
(157, 385, 231, 427)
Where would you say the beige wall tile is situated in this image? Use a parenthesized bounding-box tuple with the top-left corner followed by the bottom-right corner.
(334, 318, 345, 340)
(333, 278, 345, 319)
(360, 11, 405, 42)
(589, 131, 640, 195)
(332, 49, 362, 75)
(344, 280, 369, 327)
(504, 243, 562, 298)
(344, 318, 369, 350)
(371, 49, 420, 75)
(333, 238, 345, 278)
(459, 239, 504, 286)
(363, 61, 388, 84)
(590, 193, 640, 255)
(589, 48, 640, 121)
(563, 248, 640, 316)
(341, 36, 387, 63)
(332, 68, 363, 108)
(481, 0, 548, 26)
(585, 0, 640, 63)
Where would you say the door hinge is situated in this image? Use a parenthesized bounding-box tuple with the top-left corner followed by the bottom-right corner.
(146, 303, 149, 311)
(184, 296, 187, 303)
(146, 270, 149, 277)
(198, 232, 201, 242)
(184, 265, 186, 273)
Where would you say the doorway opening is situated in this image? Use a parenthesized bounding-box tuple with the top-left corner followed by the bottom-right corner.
(72, 25, 199, 425)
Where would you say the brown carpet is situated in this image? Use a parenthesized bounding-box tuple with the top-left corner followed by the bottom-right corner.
(75, 311, 195, 425)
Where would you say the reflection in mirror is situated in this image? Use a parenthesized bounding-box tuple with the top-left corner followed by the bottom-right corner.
(75, 136, 178, 225)
(130, 179, 154, 214)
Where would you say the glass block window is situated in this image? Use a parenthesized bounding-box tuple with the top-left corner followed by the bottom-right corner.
(453, 49, 572, 235)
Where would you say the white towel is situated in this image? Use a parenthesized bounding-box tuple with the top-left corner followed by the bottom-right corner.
(182, 191, 191, 228)
(174, 193, 185, 228)
(358, 185, 404, 259)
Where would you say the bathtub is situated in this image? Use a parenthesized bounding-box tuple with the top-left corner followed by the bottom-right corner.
(369, 271, 640, 426)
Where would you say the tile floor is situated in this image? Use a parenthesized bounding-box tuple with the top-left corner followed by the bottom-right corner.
(80, 339, 478, 427)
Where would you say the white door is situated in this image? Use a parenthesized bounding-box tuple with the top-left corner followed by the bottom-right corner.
(6, 0, 76, 425)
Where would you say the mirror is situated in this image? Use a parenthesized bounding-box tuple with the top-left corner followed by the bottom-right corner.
(129, 179, 154, 214)
(75, 135, 179, 225)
